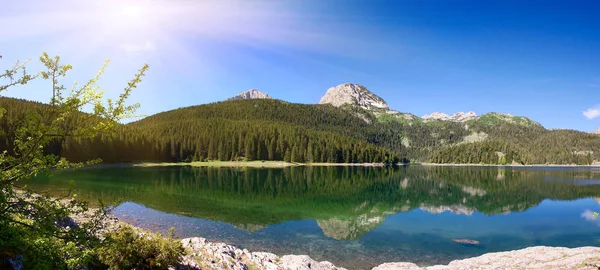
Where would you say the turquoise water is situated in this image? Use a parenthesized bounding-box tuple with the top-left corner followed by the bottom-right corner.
(25, 166, 600, 269)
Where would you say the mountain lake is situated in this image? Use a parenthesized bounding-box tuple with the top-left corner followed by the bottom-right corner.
(24, 165, 600, 269)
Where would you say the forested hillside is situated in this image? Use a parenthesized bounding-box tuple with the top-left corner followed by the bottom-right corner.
(1, 96, 599, 165)
(0, 97, 400, 164)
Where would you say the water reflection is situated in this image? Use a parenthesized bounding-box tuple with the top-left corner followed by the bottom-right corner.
(24, 166, 600, 268)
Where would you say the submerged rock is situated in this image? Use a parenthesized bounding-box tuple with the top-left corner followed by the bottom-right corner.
(451, 239, 480, 245)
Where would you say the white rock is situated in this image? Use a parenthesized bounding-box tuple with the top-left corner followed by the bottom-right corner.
(422, 111, 478, 122)
(319, 83, 389, 111)
(229, 89, 273, 100)
(374, 246, 600, 270)
(280, 255, 346, 270)
(373, 262, 421, 270)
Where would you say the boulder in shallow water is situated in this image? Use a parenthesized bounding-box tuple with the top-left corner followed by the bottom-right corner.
(451, 238, 480, 245)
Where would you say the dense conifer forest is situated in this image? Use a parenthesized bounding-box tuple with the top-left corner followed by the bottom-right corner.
(0, 98, 399, 164)
(1, 97, 599, 165)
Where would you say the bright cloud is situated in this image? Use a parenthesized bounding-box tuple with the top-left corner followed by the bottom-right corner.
(583, 105, 600, 120)
(0, 0, 395, 62)
(582, 210, 600, 225)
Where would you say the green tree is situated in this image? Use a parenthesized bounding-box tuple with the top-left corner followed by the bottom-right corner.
(0, 54, 181, 268)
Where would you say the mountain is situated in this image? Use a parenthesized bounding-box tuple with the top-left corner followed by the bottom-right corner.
(228, 89, 272, 101)
(1, 83, 600, 166)
(318, 83, 419, 124)
(594, 127, 600, 134)
(474, 112, 542, 128)
(422, 111, 542, 128)
(319, 83, 388, 111)
(423, 111, 478, 122)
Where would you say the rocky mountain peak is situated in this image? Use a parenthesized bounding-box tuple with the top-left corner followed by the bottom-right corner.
(318, 83, 389, 111)
(594, 127, 600, 134)
(422, 111, 478, 122)
(228, 89, 272, 101)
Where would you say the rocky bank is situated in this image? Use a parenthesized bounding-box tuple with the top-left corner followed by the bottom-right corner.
(176, 237, 600, 270)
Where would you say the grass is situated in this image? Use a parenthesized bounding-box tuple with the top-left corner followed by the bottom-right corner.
(134, 160, 298, 168)
(133, 160, 386, 168)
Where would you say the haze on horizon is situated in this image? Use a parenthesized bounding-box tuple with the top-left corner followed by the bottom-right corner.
(1, 0, 599, 132)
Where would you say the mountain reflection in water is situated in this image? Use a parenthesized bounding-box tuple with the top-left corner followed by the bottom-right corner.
(24, 166, 600, 269)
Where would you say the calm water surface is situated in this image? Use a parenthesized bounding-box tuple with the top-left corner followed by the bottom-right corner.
(25, 166, 600, 269)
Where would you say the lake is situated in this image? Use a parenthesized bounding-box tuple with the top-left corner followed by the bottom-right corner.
(24, 165, 600, 269)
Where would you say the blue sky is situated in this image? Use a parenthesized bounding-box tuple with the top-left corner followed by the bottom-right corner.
(1, 0, 599, 131)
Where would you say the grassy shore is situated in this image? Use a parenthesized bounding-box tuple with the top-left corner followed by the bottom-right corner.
(418, 162, 600, 167)
(134, 161, 297, 168)
(131, 161, 390, 168)
(95, 161, 599, 169)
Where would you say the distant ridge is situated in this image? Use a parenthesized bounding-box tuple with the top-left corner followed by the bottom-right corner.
(594, 127, 600, 134)
(422, 111, 478, 122)
(228, 89, 272, 101)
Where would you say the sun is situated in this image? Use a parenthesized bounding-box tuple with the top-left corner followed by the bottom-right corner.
(106, 2, 149, 28)
(118, 4, 146, 21)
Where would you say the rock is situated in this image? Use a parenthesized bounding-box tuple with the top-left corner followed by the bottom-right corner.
(229, 89, 273, 101)
(55, 216, 78, 229)
(422, 111, 478, 122)
(372, 262, 421, 270)
(373, 246, 600, 270)
(181, 237, 208, 250)
(318, 83, 389, 111)
(451, 238, 480, 245)
(428, 246, 600, 269)
(594, 127, 600, 134)
(280, 255, 346, 270)
(179, 235, 600, 270)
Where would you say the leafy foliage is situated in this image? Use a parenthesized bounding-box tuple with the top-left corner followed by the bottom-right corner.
(95, 225, 184, 270)
(0, 54, 185, 268)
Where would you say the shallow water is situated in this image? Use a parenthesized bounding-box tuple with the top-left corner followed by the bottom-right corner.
(25, 166, 600, 269)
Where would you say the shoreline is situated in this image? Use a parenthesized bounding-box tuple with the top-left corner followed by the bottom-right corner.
(95, 161, 393, 168)
(418, 162, 600, 168)
(177, 233, 600, 270)
(65, 203, 600, 270)
(90, 161, 600, 169)
(41, 186, 600, 270)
